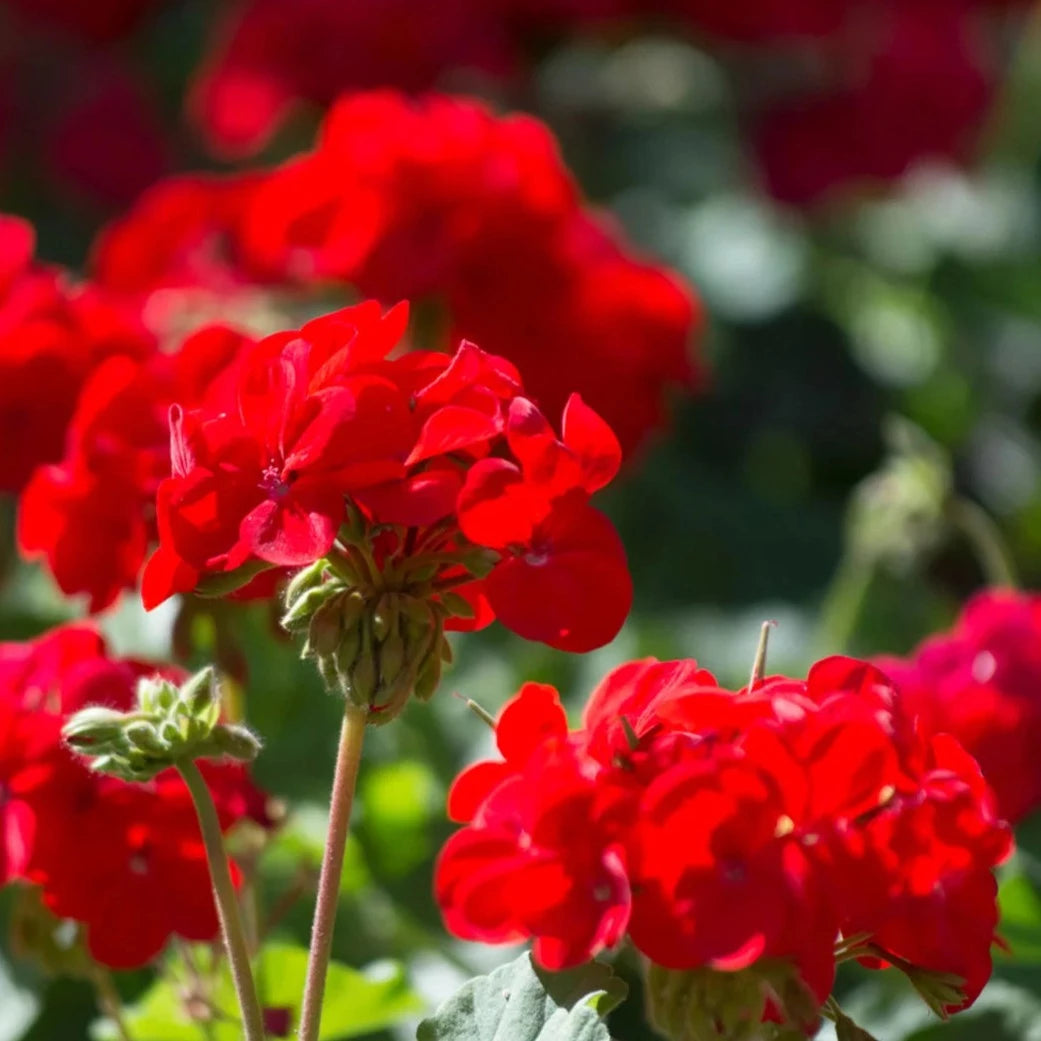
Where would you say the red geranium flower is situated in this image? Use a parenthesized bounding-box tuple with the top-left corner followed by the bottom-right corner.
(877, 588, 1041, 824)
(0, 625, 270, 968)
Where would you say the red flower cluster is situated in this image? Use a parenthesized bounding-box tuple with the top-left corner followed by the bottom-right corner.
(18, 324, 253, 611)
(0, 5, 168, 208)
(92, 91, 702, 456)
(0, 624, 269, 967)
(437, 655, 1011, 1022)
(186, 0, 1029, 205)
(878, 588, 1041, 826)
(0, 214, 152, 494)
(143, 300, 632, 653)
(749, 0, 1029, 205)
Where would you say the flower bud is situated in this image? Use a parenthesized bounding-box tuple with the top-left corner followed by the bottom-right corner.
(414, 653, 442, 703)
(284, 559, 329, 607)
(138, 677, 178, 715)
(62, 707, 128, 749)
(282, 585, 336, 632)
(212, 724, 262, 762)
(348, 616, 378, 705)
(65, 666, 254, 781)
(306, 597, 345, 656)
(371, 592, 398, 643)
(124, 721, 167, 756)
(379, 627, 407, 689)
(179, 666, 219, 719)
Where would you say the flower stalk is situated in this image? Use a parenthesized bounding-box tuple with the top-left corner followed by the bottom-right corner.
(177, 758, 266, 1041)
(297, 702, 368, 1041)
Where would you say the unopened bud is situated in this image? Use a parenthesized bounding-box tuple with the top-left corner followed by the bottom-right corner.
(212, 724, 262, 762)
(350, 658, 378, 705)
(439, 636, 454, 664)
(138, 677, 178, 715)
(124, 721, 166, 756)
(371, 592, 398, 643)
(379, 628, 407, 688)
(62, 707, 127, 749)
(284, 559, 328, 607)
(414, 653, 442, 703)
(282, 585, 335, 631)
(178, 666, 219, 719)
(308, 597, 344, 657)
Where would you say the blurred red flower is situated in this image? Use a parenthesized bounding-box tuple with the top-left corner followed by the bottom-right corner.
(0, 623, 269, 968)
(878, 588, 1041, 825)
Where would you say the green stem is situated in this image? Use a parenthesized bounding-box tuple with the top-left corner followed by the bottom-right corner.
(947, 498, 1018, 589)
(298, 703, 368, 1041)
(814, 553, 876, 657)
(177, 760, 266, 1041)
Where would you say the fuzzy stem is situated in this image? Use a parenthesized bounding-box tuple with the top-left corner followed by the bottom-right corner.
(177, 760, 266, 1041)
(814, 553, 875, 656)
(947, 498, 1018, 589)
(297, 703, 368, 1041)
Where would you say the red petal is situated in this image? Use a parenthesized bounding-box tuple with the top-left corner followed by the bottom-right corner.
(406, 405, 502, 466)
(485, 503, 632, 652)
(561, 393, 622, 493)
(496, 683, 568, 765)
(457, 458, 542, 548)
(446, 761, 514, 823)
(238, 481, 342, 565)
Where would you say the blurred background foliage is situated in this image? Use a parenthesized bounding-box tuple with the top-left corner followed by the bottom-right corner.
(4, 2, 1041, 1040)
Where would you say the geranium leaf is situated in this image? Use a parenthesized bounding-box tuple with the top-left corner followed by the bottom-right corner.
(416, 952, 616, 1041)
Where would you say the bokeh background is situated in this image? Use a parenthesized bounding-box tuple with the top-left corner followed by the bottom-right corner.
(3, 1, 1041, 1039)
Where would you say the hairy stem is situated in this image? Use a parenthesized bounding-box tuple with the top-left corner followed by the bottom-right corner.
(298, 703, 368, 1041)
(177, 759, 266, 1041)
(814, 553, 875, 656)
(947, 497, 1018, 589)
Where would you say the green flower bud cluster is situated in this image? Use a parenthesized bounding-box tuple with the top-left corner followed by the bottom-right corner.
(282, 556, 467, 724)
(63, 667, 261, 782)
(645, 962, 814, 1041)
(847, 417, 951, 574)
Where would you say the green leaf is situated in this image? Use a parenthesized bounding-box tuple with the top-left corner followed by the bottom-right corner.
(532, 960, 628, 1017)
(259, 943, 422, 1040)
(91, 943, 420, 1041)
(997, 867, 1041, 964)
(416, 952, 615, 1041)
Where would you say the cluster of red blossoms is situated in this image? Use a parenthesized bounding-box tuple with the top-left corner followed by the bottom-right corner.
(5, 93, 686, 614)
(0, 0, 169, 209)
(437, 654, 1011, 1026)
(19, 323, 251, 611)
(879, 588, 1041, 827)
(189, 0, 1030, 204)
(142, 299, 631, 654)
(92, 90, 702, 456)
(0, 215, 152, 494)
(0, 623, 269, 967)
